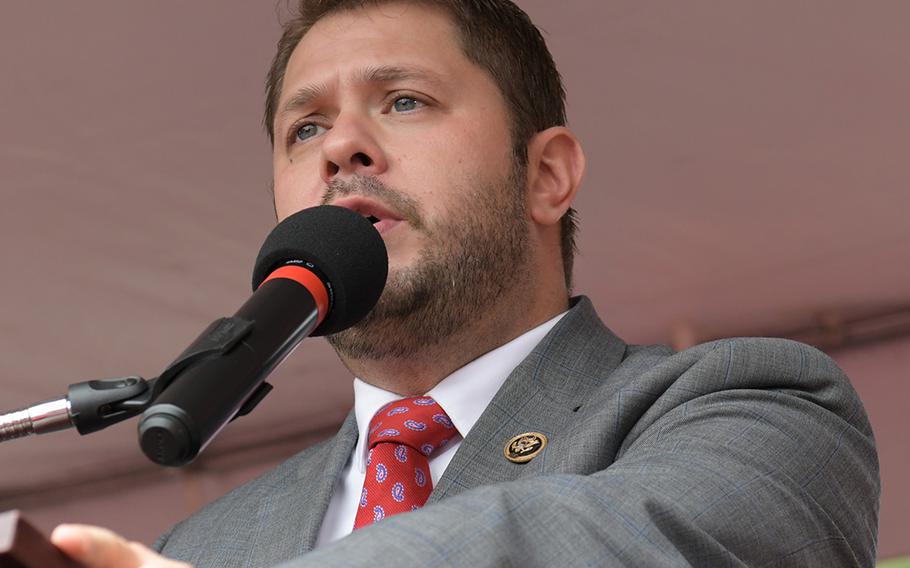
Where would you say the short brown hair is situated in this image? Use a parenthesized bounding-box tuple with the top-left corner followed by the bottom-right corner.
(264, 0, 578, 287)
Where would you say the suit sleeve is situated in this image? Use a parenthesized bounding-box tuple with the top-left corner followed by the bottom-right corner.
(275, 339, 879, 567)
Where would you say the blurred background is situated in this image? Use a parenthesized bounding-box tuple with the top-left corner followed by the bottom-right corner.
(0, 0, 907, 561)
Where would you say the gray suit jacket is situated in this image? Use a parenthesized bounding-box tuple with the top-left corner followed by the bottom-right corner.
(155, 297, 879, 567)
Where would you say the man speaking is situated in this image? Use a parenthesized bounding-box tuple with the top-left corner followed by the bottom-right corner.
(51, 0, 880, 566)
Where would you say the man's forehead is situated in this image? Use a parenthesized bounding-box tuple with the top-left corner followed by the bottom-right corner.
(282, 2, 465, 89)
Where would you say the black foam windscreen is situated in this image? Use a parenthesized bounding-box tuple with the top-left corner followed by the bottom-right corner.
(252, 205, 388, 336)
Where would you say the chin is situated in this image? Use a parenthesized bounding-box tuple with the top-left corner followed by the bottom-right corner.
(385, 251, 421, 276)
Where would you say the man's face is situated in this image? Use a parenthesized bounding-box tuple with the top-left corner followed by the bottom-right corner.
(272, 3, 531, 358)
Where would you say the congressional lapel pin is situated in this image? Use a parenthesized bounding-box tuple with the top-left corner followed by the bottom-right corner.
(504, 432, 548, 463)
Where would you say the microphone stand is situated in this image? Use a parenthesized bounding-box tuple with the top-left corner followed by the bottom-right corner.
(0, 317, 278, 565)
(0, 315, 272, 460)
(0, 375, 150, 442)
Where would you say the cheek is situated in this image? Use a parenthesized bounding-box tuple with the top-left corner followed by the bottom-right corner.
(442, 111, 512, 171)
(273, 161, 323, 221)
(423, 125, 512, 199)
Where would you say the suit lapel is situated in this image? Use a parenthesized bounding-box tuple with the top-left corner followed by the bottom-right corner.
(242, 298, 625, 561)
(430, 297, 626, 502)
(246, 411, 358, 566)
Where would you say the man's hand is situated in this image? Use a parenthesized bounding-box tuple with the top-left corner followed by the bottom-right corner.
(50, 524, 191, 568)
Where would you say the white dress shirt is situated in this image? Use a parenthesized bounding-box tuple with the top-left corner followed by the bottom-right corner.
(314, 311, 566, 547)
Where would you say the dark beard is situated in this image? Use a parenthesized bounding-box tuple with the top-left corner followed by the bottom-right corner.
(325, 166, 530, 360)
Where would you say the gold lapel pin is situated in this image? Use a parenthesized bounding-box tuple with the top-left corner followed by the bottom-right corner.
(504, 432, 548, 463)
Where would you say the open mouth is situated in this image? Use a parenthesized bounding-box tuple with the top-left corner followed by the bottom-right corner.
(329, 197, 403, 235)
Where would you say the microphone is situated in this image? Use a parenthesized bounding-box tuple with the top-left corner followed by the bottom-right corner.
(137, 205, 388, 466)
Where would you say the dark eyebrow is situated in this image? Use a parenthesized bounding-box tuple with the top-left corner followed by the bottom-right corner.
(278, 65, 445, 124)
(355, 64, 446, 86)
(279, 82, 330, 123)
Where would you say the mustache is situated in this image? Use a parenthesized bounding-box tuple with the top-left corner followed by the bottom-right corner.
(321, 176, 426, 231)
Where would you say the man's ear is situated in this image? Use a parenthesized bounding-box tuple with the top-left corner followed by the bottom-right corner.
(525, 126, 586, 226)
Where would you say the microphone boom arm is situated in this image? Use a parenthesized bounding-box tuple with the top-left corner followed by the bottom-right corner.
(0, 315, 264, 445)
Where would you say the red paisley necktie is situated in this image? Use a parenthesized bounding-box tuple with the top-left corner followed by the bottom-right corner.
(353, 396, 457, 529)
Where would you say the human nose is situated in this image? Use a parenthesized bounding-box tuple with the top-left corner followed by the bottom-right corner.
(319, 112, 388, 183)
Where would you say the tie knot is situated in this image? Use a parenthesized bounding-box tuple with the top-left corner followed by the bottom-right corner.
(366, 396, 456, 457)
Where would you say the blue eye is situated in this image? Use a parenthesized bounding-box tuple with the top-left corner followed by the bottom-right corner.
(392, 97, 422, 112)
(295, 123, 324, 142)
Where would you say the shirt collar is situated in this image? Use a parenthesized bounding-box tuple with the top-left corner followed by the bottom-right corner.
(352, 310, 567, 473)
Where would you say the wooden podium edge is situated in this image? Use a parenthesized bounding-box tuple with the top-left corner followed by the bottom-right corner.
(0, 510, 86, 568)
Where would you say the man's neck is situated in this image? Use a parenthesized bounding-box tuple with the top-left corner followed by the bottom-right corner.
(338, 289, 569, 395)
